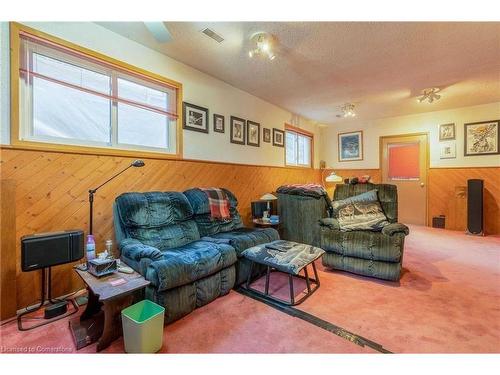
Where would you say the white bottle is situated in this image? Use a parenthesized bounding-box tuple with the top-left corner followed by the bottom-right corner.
(105, 239, 113, 257)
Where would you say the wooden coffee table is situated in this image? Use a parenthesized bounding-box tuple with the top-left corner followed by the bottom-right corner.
(70, 266, 150, 351)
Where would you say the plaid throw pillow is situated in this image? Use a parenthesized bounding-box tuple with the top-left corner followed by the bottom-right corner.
(200, 188, 231, 221)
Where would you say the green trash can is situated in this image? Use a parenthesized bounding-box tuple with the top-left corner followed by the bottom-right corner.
(121, 299, 165, 353)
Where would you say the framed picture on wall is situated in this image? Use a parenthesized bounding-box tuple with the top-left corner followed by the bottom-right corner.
(464, 120, 500, 156)
(338, 130, 363, 161)
(230, 116, 246, 145)
(183, 102, 209, 133)
(263, 128, 271, 143)
(439, 123, 455, 141)
(246, 120, 260, 147)
(213, 114, 225, 133)
(272, 128, 285, 147)
(440, 141, 456, 159)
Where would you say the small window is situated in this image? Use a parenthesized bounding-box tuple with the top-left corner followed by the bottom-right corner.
(17, 30, 180, 155)
(285, 127, 313, 167)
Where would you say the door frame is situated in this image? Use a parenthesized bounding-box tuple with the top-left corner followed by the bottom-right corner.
(379, 132, 430, 226)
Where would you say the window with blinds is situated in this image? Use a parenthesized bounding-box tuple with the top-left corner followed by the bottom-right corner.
(285, 129, 313, 167)
(17, 31, 179, 154)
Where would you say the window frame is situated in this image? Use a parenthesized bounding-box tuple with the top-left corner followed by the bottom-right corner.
(284, 123, 314, 169)
(10, 22, 183, 159)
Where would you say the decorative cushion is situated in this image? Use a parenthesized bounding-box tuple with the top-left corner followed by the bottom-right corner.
(242, 240, 325, 275)
(184, 188, 243, 236)
(332, 190, 389, 231)
(334, 184, 398, 223)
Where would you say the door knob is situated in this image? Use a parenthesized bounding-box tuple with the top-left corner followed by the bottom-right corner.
(420, 182, 425, 187)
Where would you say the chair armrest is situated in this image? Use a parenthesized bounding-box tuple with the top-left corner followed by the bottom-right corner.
(319, 217, 340, 230)
(382, 223, 410, 236)
(119, 238, 163, 261)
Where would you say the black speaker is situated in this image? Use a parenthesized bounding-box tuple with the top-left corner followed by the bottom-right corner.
(467, 179, 484, 235)
(21, 230, 84, 271)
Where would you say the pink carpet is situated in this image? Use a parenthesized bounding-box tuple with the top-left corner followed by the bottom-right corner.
(1, 225, 499, 353)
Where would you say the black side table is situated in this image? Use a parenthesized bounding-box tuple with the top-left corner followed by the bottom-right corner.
(253, 218, 282, 237)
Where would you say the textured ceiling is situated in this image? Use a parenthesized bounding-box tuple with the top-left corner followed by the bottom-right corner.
(97, 22, 500, 125)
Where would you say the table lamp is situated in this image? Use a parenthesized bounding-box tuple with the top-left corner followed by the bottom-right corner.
(88, 159, 145, 235)
(260, 193, 277, 212)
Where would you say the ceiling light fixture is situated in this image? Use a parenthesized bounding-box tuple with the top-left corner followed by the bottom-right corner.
(248, 32, 276, 61)
(340, 103, 356, 118)
(417, 87, 441, 103)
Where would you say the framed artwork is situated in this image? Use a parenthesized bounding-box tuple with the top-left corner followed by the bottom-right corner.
(230, 116, 246, 145)
(272, 128, 285, 147)
(439, 123, 455, 141)
(338, 130, 363, 161)
(213, 114, 225, 133)
(263, 128, 271, 143)
(440, 141, 456, 159)
(246, 120, 260, 147)
(183, 102, 209, 133)
(464, 120, 499, 156)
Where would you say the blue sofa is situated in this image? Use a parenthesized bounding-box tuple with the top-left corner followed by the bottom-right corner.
(113, 188, 278, 323)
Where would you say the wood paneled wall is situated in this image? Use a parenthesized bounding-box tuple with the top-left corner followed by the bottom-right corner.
(1, 179, 17, 320)
(428, 167, 500, 235)
(0, 148, 321, 312)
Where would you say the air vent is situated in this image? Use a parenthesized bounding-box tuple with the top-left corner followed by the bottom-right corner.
(201, 28, 224, 43)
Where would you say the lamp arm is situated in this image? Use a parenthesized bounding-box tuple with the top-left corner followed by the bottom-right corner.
(89, 164, 133, 194)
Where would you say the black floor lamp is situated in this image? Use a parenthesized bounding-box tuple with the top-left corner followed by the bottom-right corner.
(88, 159, 145, 234)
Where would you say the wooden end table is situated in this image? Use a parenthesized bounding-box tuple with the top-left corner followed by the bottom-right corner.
(70, 265, 150, 351)
(253, 218, 282, 237)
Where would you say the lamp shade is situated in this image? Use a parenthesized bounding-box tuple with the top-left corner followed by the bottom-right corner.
(260, 193, 277, 201)
(325, 172, 343, 183)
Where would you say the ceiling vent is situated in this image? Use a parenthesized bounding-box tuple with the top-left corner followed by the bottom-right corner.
(201, 28, 224, 43)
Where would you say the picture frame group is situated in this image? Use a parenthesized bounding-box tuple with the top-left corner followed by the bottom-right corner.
(183, 101, 282, 148)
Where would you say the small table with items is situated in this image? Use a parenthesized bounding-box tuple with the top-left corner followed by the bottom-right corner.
(69, 264, 149, 351)
(242, 240, 325, 306)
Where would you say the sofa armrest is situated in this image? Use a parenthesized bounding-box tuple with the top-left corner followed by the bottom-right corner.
(319, 217, 340, 230)
(119, 238, 163, 262)
(382, 223, 410, 236)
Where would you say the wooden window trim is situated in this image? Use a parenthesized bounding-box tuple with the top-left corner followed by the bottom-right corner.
(284, 123, 314, 169)
(9, 22, 184, 160)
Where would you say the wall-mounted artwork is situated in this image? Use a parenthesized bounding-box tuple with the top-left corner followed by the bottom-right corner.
(183, 102, 209, 133)
(464, 120, 499, 156)
(230, 116, 246, 145)
(247, 120, 260, 147)
(213, 114, 225, 133)
(338, 130, 363, 161)
(440, 141, 456, 159)
(439, 123, 455, 141)
(272, 128, 284, 147)
(263, 128, 271, 143)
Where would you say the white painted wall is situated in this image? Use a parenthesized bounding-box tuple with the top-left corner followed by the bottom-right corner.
(0, 23, 10, 145)
(2, 22, 322, 168)
(320, 102, 500, 169)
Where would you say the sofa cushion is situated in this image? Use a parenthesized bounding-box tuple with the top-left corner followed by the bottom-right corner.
(115, 192, 200, 250)
(146, 240, 237, 292)
(205, 227, 280, 257)
(184, 188, 244, 236)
